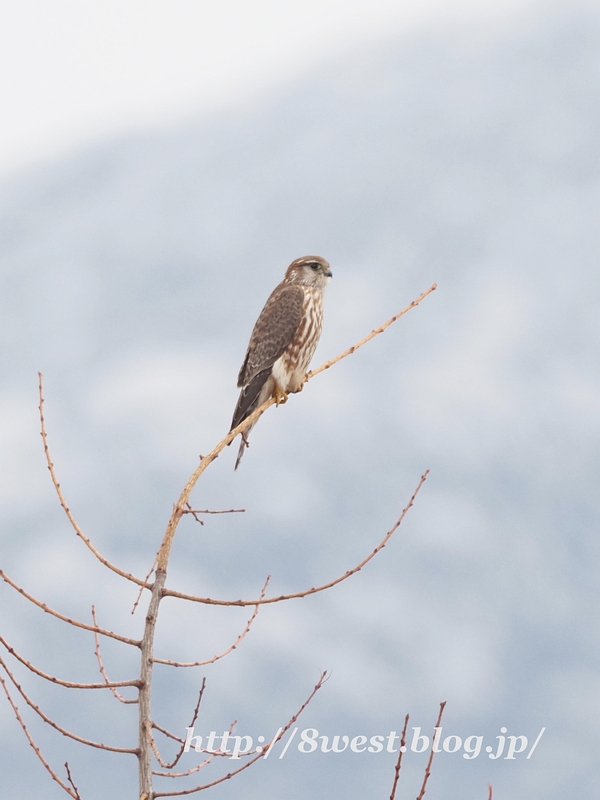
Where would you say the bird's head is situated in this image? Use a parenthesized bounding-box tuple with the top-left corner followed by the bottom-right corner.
(284, 256, 332, 289)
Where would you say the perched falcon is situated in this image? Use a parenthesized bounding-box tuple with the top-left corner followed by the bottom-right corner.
(231, 255, 332, 469)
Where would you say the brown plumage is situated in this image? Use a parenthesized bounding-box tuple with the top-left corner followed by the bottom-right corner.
(231, 255, 332, 469)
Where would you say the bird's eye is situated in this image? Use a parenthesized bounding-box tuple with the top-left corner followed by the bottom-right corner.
(310, 263, 319, 270)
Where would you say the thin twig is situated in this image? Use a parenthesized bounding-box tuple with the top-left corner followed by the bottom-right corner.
(38, 373, 150, 589)
(151, 723, 230, 760)
(0, 656, 138, 755)
(91, 606, 138, 703)
(147, 720, 173, 769)
(0, 635, 139, 690)
(308, 283, 437, 381)
(184, 504, 203, 526)
(182, 504, 246, 527)
(0, 570, 140, 647)
(390, 714, 410, 800)
(152, 722, 185, 745)
(154, 578, 270, 667)
(153, 671, 328, 797)
(152, 717, 239, 776)
(153, 753, 216, 778)
(64, 763, 82, 800)
(163, 471, 429, 607)
(131, 553, 159, 615)
(487, 786, 493, 800)
(0, 672, 78, 799)
(184, 507, 245, 515)
(147, 700, 215, 771)
(416, 701, 447, 800)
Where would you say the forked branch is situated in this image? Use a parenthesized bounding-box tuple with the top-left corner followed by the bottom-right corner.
(151, 719, 238, 776)
(151, 680, 207, 770)
(162, 470, 429, 607)
(182, 504, 245, 526)
(153, 671, 328, 797)
(64, 763, 83, 800)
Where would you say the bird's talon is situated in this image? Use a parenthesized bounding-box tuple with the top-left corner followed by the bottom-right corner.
(274, 387, 289, 405)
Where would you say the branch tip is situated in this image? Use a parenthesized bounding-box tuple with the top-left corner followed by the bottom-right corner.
(416, 701, 447, 800)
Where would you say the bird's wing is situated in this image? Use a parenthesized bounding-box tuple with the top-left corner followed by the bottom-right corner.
(237, 283, 305, 387)
(230, 367, 272, 432)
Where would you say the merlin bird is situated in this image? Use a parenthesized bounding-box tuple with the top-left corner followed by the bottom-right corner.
(230, 255, 332, 469)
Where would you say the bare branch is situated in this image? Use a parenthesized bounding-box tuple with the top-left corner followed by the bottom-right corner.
(152, 722, 185, 745)
(152, 717, 239, 778)
(163, 471, 429, 607)
(0, 672, 79, 799)
(153, 753, 216, 778)
(153, 671, 328, 797)
(64, 763, 83, 800)
(308, 283, 437, 381)
(184, 504, 204, 526)
(154, 577, 270, 667)
(389, 713, 410, 800)
(488, 786, 493, 800)
(0, 656, 139, 755)
(182, 504, 246, 527)
(184, 507, 245, 515)
(0, 634, 139, 690)
(0, 570, 141, 647)
(147, 720, 174, 769)
(38, 372, 150, 589)
(416, 701, 447, 800)
(91, 606, 138, 703)
(151, 722, 231, 760)
(155, 285, 436, 575)
(152, 679, 206, 770)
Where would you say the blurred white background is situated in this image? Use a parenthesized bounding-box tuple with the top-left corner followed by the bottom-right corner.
(2, 0, 547, 177)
